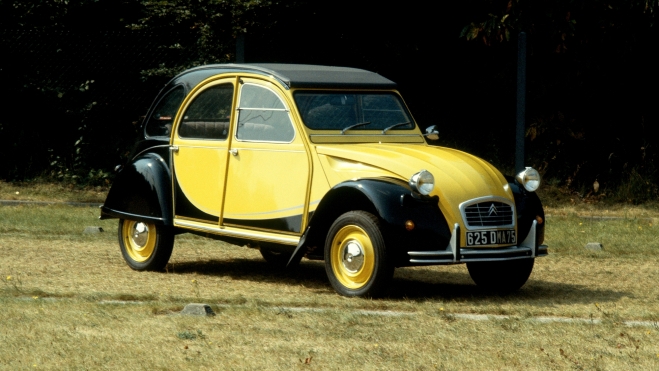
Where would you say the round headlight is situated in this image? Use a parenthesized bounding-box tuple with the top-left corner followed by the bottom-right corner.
(516, 167, 541, 192)
(409, 170, 435, 195)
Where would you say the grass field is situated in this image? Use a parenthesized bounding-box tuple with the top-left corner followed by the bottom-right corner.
(1, 186, 659, 370)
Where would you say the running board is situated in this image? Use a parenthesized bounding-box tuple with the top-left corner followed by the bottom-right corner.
(174, 219, 300, 246)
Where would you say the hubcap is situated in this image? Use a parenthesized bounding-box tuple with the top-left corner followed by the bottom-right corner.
(342, 240, 364, 273)
(131, 222, 149, 247)
(330, 225, 375, 289)
(122, 220, 156, 262)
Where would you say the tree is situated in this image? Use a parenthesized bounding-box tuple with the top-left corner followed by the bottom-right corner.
(460, 0, 659, 201)
(0, 0, 295, 182)
(128, 0, 298, 73)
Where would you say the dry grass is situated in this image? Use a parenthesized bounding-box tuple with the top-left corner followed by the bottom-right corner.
(1, 203, 659, 369)
(0, 180, 107, 203)
(538, 182, 659, 214)
(2, 298, 657, 370)
(545, 205, 659, 220)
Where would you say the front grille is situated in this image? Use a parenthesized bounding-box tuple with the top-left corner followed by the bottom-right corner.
(463, 201, 514, 227)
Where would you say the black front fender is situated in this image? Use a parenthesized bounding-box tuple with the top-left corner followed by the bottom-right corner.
(508, 180, 545, 246)
(100, 152, 173, 226)
(302, 178, 451, 264)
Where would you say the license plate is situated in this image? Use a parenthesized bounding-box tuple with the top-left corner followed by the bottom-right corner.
(466, 229, 516, 246)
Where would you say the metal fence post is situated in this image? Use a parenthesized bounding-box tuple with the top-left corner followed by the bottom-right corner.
(515, 32, 527, 175)
(236, 33, 245, 63)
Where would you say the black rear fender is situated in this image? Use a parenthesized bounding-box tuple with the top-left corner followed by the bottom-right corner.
(100, 152, 173, 226)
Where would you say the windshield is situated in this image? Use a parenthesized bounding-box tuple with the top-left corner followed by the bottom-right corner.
(294, 92, 414, 132)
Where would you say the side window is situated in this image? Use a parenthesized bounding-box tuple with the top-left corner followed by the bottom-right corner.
(236, 84, 295, 142)
(178, 84, 233, 140)
(145, 86, 185, 137)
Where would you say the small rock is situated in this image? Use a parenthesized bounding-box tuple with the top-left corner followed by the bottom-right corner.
(83, 226, 104, 234)
(585, 242, 603, 251)
(181, 303, 215, 316)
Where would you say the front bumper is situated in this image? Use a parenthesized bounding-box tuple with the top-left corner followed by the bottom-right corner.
(407, 220, 547, 264)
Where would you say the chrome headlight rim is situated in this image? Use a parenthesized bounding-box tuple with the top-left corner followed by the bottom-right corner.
(516, 167, 541, 192)
(409, 170, 435, 195)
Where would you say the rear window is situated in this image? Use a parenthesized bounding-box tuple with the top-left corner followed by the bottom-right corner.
(145, 86, 185, 138)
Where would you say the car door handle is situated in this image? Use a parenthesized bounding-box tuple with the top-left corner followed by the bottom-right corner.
(229, 149, 238, 156)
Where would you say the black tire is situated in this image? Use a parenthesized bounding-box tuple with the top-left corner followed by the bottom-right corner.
(259, 247, 293, 268)
(324, 211, 393, 297)
(466, 258, 534, 293)
(118, 219, 174, 271)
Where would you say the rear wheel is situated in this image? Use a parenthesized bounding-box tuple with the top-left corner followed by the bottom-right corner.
(324, 211, 393, 297)
(467, 259, 534, 293)
(118, 219, 174, 271)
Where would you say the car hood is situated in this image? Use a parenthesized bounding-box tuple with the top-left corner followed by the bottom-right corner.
(314, 143, 514, 227)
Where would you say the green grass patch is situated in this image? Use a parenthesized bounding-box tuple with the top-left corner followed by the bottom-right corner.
(0, 204, 115, 239)
(546, 214, 658, 257)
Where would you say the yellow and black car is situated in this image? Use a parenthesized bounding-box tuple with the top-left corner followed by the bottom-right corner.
(101, 64, 547, 297)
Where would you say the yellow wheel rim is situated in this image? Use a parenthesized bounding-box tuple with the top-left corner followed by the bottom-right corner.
(122, 220, 156, 263)
(330, 225, 375, 289)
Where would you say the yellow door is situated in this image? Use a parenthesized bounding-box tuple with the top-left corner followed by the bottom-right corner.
(172, 80, 235, 223)
(222, 80, 309, 234)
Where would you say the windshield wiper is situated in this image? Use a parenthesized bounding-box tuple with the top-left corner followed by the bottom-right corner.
(341, 121, 371, 134)
(381, 121, 411, 134)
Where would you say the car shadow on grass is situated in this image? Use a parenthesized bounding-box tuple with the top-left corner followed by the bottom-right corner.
(166, 258, 333, 292)
(164, 258, 628, 305)
(386, 275, 628, 306)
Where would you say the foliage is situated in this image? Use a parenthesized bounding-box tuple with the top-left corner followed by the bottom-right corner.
(461, 0, 659, 49)
(0, 0, 294, 185)
(0, 0, 141, 31)
(127, 0, 297, 68)
(460, 0, 659, 195)
(1, 0, 658, 199)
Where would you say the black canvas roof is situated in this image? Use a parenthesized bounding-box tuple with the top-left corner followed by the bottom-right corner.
(170, 63, 397, 90)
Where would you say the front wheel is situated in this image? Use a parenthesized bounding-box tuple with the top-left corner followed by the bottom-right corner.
(118, 219, 174, 271)
(466, 258, 534, 293)
(324, 211, 393, 297)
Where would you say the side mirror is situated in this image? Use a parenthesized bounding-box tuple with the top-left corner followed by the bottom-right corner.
(424, 125, 439, 140)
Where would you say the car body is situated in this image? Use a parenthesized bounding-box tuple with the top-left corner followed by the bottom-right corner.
(101, 63, 547, 297)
